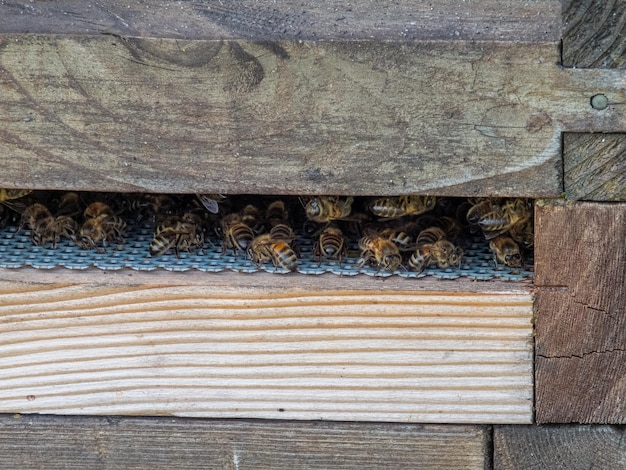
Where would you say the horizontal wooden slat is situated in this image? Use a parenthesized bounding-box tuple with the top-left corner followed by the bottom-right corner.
(1, 37, 625, 195)
(494, 425, 626, 469)
(0, 276, 533, 423)
(535, 200, 626, 423)
(0, 416, 489, 470)
(0, 0, 561, 42)
(564, 133, 626, 201)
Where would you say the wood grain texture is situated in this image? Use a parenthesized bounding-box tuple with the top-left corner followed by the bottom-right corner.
(0, 277, 533, 423)
(562, 0, 626, 68)
(494, 425, 626, 469)
(0, 416, 490, 470)
(564, 133, 626, 201)
(0, 0, 561, 42)
(535, 200, 626, 423)
(1, 37, 625, 196)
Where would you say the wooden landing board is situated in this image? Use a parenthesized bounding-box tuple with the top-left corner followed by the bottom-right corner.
(535, 201, 626, 423)
(0, 416, 489, 470)
(494, 425, 626, 469)
(0, 273, 533, 423)
(1, 36, 625, 196)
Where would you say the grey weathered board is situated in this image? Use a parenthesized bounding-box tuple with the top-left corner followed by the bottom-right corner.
(564, 133, 626, 201)
(0, 36, 625, 196)
(0, 415, 490, 470)
(494, 425, 626, 469)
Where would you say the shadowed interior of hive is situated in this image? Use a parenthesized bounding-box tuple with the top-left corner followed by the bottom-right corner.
(0, 192, 534, 281)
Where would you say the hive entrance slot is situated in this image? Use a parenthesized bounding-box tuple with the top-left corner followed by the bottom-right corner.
(0, 191, 534, 281)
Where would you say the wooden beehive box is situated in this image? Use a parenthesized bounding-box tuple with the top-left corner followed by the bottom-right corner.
(0, 1, 624, 468)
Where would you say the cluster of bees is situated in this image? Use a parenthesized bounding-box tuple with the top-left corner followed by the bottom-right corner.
(0, 189, 533, 273)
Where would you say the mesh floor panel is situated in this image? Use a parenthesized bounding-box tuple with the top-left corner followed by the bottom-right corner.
(0, 222, 533, 281)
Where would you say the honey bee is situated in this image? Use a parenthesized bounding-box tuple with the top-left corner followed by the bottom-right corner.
(466, 199, 495, 226)
(509, 217, 534, 249)
(55, 192, 83, 218)
(247, 233, 298, 271)
(367, 195, 436, 220)
(149, 213, 204, 257)
(467, 198, 532, 240)
(240, 203, 265, 233)
(31, 215, 78, 248)
(266, 200, 289, 226)
(20, 203, 52, 233)
(177, 212, 205, 254)
(19, 203, 79, 248)
(303, 196, 354, 223)
(408, 227, 463, 272)
(149, 217, 179, 257)
(357, 235, 403, 272)
(76, 213, 127, 250)
(313, 223, 348, 266)
(147, 194, 178, 223)
(408, 214, 462, 242)
(83, 201, 114, 219)
(220, 213, 255, 257)
(489, 235, 522, 268)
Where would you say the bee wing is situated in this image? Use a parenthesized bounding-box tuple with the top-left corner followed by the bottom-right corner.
(0, 199, 27, 214)
(481, 227, 510, 240)
(196, 194, 222, 214)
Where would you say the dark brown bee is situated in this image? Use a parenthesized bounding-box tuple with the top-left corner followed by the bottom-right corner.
(303, 196, 354, 223)
(83, 201, 114, 220)
(509, 217, 534, 249)
(220, 213, 255, 257)
(240, 204, 265, 233)
(313, 223, 347, 266)
(266, 200, 289, 226)
(489, 235, 522, 268)
(55, 192, 83, 218)
(367, 195, 436, 220)
(20, 203, 52, 233)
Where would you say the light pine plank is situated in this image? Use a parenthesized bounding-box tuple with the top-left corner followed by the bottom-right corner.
(0, 0, 561, 42)
(0, 277, 533, 423)
(1, 37, 625, 195)
(0, 416, 490, 470)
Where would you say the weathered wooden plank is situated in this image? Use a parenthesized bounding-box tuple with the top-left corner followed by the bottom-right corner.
(0, 0, 561, 42)
(562, 0, 626, 68)
(1, 37, 625, 196)
(0, 276, 533, 423)
(535, 200, 626, 423)
(494, 425, 626, 469)
(564, 133, 626, 201)
(0, 416, 490, 470)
